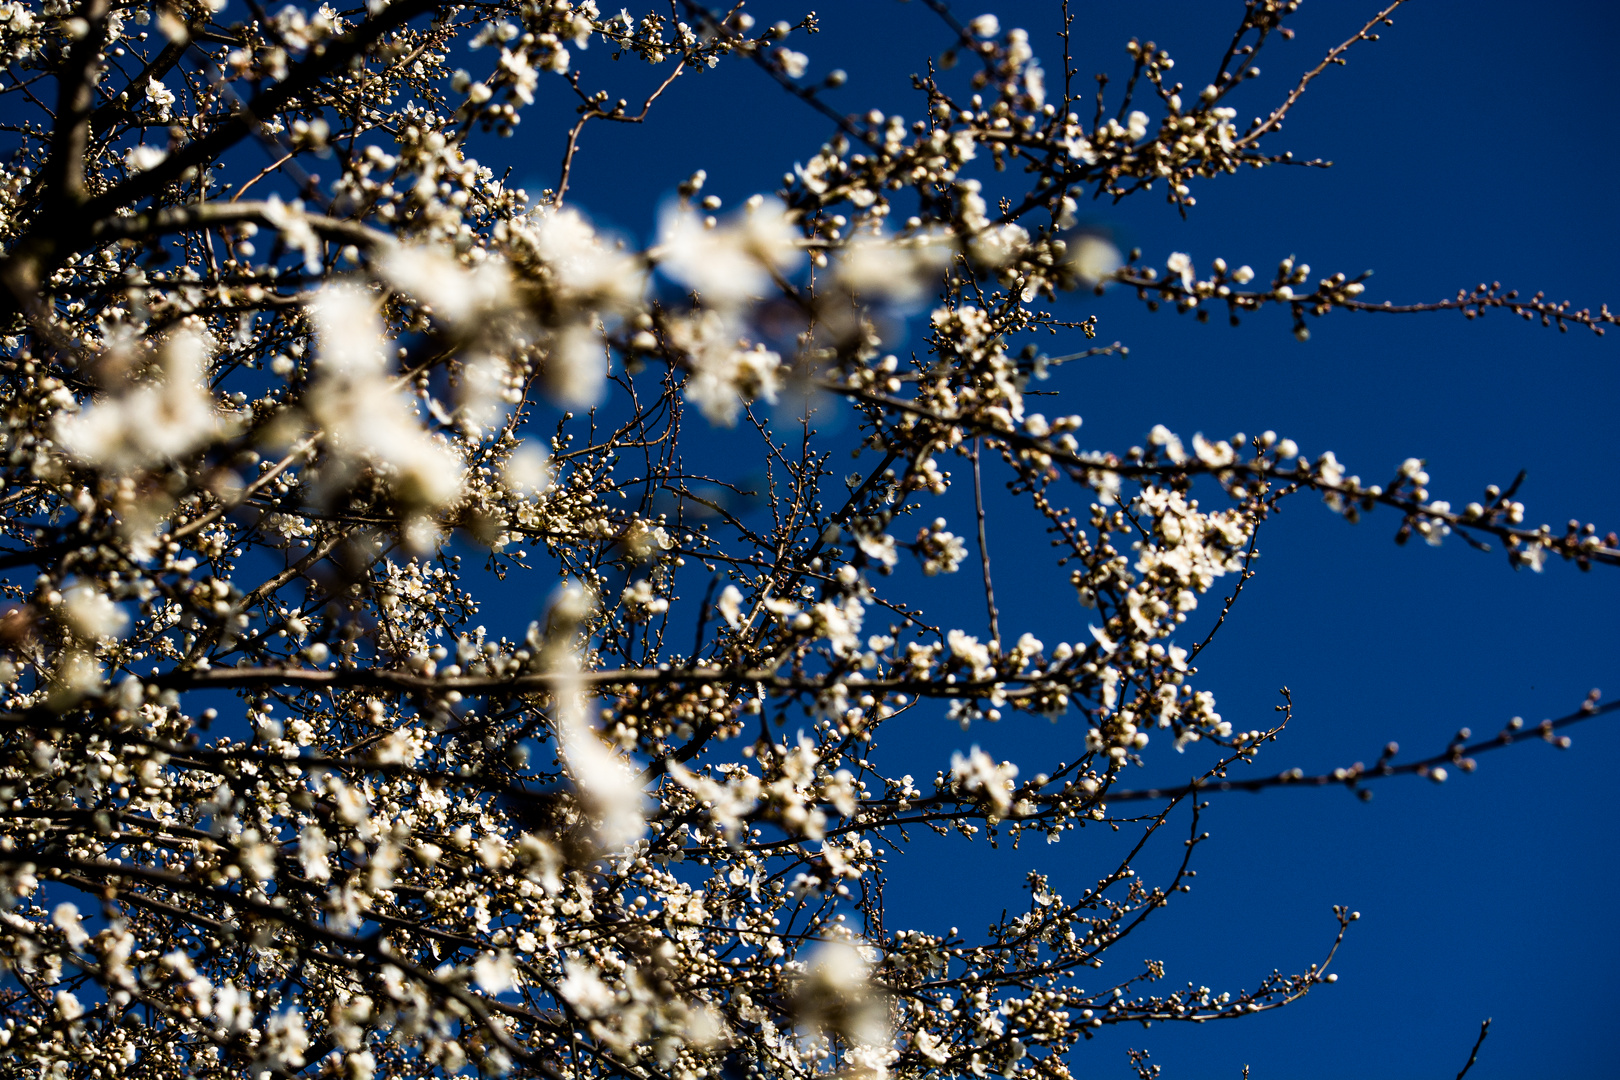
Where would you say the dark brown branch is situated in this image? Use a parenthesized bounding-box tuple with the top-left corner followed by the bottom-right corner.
(41, 0, 112, 212)
(78, 0, 441, 222)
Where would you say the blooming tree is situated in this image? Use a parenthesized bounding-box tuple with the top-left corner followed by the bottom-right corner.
(0, 0, 1612, 1077)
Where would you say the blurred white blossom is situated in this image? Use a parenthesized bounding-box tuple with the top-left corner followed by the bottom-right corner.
(658, 196, 803, 304)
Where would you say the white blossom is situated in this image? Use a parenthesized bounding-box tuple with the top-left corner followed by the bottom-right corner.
(308, 285, 465, 509)
(1166, 251, 1195, 289)
(775, 47, 809, 78)
(472, 950, 517, 994)
(56, 329, 226, 471)
(0, 6, 1603, 1078)
(378, 245, 517, 329)
(123, 144, 167, 172)
(145, 76, 175, 116)
(658, 196, 803, 304)
(834, 234, 952, 304)
(950, 746, 1018, 818)
(555, 647, 645, 850)
(717, 584, 745, 628)
(795, 939, 890, 1048)
(544, 322, 610, 407)
(556, 958, 615, 1017)
(60, 584, 128, 641)
(51, 903, 89, 951)
(520, 205, 645, 309)
(501, 442, 553, 497)
(1068, 235, 1122, 286)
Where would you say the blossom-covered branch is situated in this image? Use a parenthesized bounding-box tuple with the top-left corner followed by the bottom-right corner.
(0, 1, 1609, 1078)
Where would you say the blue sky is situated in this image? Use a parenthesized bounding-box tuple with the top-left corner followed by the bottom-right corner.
(491, 2, 1620, 1075)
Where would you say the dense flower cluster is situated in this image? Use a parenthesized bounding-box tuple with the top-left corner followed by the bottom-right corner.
(0, 2, 1612, 1078)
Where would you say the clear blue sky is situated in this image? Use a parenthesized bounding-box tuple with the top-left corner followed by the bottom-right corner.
(492, 2, 1620, 1075)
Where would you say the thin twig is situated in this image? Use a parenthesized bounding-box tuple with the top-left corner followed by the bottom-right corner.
(1239, 0, 1409, 147)
(1455, 1018, 1492, 1079)
(971, 438, 1001, 648)
(1101, 698, 1616, 803)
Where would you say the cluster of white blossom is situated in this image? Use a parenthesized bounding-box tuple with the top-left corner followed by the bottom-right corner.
(0, 2, 1611, 1079)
